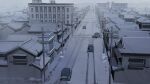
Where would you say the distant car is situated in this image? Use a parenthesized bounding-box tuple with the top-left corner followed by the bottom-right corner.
(87, 44, 94, 52)
(82, 26, 86, 29)
(60, 68, 72, 81)
(92, 32, 101, 38)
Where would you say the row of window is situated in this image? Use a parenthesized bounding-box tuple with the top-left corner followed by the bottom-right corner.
(31, 14, 70, 19)
(31, 6, 70, 13)
(40, 20, 70, 24)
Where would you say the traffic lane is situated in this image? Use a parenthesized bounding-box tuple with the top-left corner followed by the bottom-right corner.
(66, 38, 85, 68)
(47, 37, 82, 84)
(74, 9, 97, 36)
(93, 38, 109, 84)
(87, 52, 95, 84)
(70, 38, 90, 84)
(48, 9, 92, 84)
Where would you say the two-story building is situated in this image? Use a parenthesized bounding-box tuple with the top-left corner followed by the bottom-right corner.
(28, 0, 74, 25)
(114, 37, 150, 70)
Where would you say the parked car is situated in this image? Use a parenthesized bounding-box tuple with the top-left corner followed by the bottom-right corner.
(87, 44, 94, 52)
(82, 26, 86, 29)
(60, 68, 72, 81)
(92, 32, 101, 38)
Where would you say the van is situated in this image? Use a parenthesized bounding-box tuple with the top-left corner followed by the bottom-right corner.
(60, 68, 72, 81)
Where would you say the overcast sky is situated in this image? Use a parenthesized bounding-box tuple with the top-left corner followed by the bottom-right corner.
(0, 0, 150, 12)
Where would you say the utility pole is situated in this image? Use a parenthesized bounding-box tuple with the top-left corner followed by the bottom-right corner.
(109, 26, 113, 84)
(41, 27, 45, 84)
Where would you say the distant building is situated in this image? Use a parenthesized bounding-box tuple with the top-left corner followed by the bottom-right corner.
(28, 0, 74, 25)
(111, 2, 128, 11)
(123, 15, 136, 22)
(97, 2, 110, 9)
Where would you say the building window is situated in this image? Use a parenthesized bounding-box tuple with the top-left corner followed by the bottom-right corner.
(31, 14, 34, 18)
(13, 56, 27, 65)
(35, 6, 38, 12)
(128, 58, 145, 69)
(31, 8, 34, 12)
(62, 7, 65, 12)
(44, 6, 47, 12)
(67, 15, 69, 19)
(53, 20, 56, 23)
(142, 24, 150, 28)
(57, 14, 60, 19)
(36, 14, 39, 19)
(53, 14, 56, 19)
(48, 7, 51, 12)
(53, 7, 56, 12)
(44, 14, 47, 18)
(62, 14, 65, 19)
(40, 14, 43, 18)
(57, 7, 60, 12)
(49, 14, 52, 18)
(67, 8, 69, 12)
(67, 20, 69, 24)
(49, 20, 52, 22)
(40, 6, 43, 12)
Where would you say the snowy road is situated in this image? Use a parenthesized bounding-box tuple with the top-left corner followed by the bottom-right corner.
(46, 6, 109, 84)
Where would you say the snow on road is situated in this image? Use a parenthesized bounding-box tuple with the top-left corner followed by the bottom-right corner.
(46, 6, 110, 84)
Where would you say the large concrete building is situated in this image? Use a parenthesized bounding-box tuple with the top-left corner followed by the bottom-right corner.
(28, 0, 74, 25)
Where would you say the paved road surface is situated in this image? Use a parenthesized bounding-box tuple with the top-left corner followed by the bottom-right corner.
(46, 6, 109, 84)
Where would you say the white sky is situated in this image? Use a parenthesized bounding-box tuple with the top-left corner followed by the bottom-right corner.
(0, 0, 150, 12)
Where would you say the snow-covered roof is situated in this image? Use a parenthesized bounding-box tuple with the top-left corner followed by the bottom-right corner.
(136, 17, 150, 24)
(124, 14, 135, 19)
(0, 25, 15, 40)
(0, 39, 42, 56)
(28, 23, 58, 33)
(21, 40, 42, 56)
(119, 37, 150, 55)
(0, 16, 13, 23)
(0, 41, 21, 54)
(32, 55, 51, 69)
(106, 13, 139, 31)
(7, 22, 26, 31)
(54, 41, 61, 50)
(119, 31, 150, 37)
(0, 11, 28, 23)
(7, 34, 38, 42)
(12, 11, 28, 22)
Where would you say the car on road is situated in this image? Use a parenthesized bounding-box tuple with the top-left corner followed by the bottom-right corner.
(82, 26, 86, 29)
(60, 68, 72, 81)
(87, 44, 94, 52)
(92, 32, 101, 38)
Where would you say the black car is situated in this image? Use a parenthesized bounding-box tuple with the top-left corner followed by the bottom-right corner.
(87, 44, 94, 52)
(60, 68, 72, 81)
(82, 26, 86, 29)
(92, 32, 101, 38)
